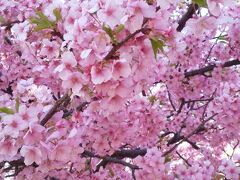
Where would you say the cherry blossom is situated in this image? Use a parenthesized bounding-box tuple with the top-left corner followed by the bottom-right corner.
(97, 0, 125, 28)
(40, 39, 59, 59)
(91, 64, 112, 84)
(11, 21, 30, 41)
(0, 0, 240, 179)
(20, 145, 42, 165)
(2, 114, 28, 138)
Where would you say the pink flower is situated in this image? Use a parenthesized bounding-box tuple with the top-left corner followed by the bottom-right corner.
(40, 39, 59, 59)
(51, 142, 72, 162)
(62, 72, 83, 95)
(156, 0, 178, 10)
(114, 79, 134, 98)
(112, 59, 131, 80)
(18, 105, 39, 124)
(186, 16, 217, 36)
(130, 1, 155, 18)
(55, 51, 77, 80)
(126, 1, 155, 32)
(11, 21, 30, 41)
(23, 124, 45, 145)
(92, 138, 109, 155)
(61, 51, 77, 69)
(3, 114, 28, 138)
(97, 0, 125, 28)
(91, 65, 112, 84)
(0, 138, 18, 158)
(20, 145, 42, 165)
(207, 0, 234, 16)
(64, 8, 81, 32)
(102, 95, 125, 112)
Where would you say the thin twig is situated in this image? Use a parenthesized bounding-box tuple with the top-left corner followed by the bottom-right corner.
(167, 87, 176, 111)
(162, 113, 218, 156)
(176, 151, 192, 167)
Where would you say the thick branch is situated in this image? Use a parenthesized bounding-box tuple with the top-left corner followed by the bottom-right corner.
(111, 148, 147, 159)
(82, 148, 147, 174)
(177, 4, 199, 32)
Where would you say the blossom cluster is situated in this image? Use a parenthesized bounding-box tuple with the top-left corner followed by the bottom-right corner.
(0, 0, 240, 179)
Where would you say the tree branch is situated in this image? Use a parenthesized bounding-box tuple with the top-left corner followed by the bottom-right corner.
(176, 3, 199, 32)
(40, 92, 70, 126)
(162, 113, 218, 156)
(184, 59, 240, 78)
(176, 151, 192, 167)
(103, 27, 150, 60)
(82, 148, 147, 174)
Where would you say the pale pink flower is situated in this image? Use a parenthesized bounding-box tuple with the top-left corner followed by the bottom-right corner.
(64, 9, 81, 32)
(0, 138, 18, 158)
(40, 39, 59, 58)
(23, 124, 45, 145)
(62, 72, 83, 95)
(20, 145, 42, 165)
(126, 1, 155, 32)
(186, 16, 217, 36)
(91, 65, 112, 84)
(3, 114, 28, 138)
(11, 21, 30, 41)
(156, 0, 178, 10)
(51, 142, 72, 162)
(18, 105, 39, 124)
(112, 59, 131, 80)
(207, 0, 234, 16)
(97, 0, 125, 28)
(103, 95, 125, 112)
(55, 51, 77, 80)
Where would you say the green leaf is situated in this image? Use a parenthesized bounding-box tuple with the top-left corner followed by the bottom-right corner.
(103, 24, 118, 45)
(114, 24, 124, 34)
(53, 8, 62, 22)
(30, 11, 56, 32)
(217, 35, 227, 41)
(0, 16, 4, 23)
(192, 0, 208, 7)
(0, 107, 14, 114)
(15, 97, 20, 112)
(150, 37, 165, 58)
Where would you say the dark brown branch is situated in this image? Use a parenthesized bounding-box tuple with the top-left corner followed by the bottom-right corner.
(111, 148, 147, 159)
(184, 59, 240, 78)
(40, 92, 70, 126)
(167, 88, 176, 111)
(176, 151, 192, 167)
(103, 27, 150, 60)
(76, 101, 90, 112)
(82, 148, 146, 175)
(97, 156, 140, 171)
(176, 4, 199, 32)
(162, 113, 218, 156)
(0, 20, 21, 30)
